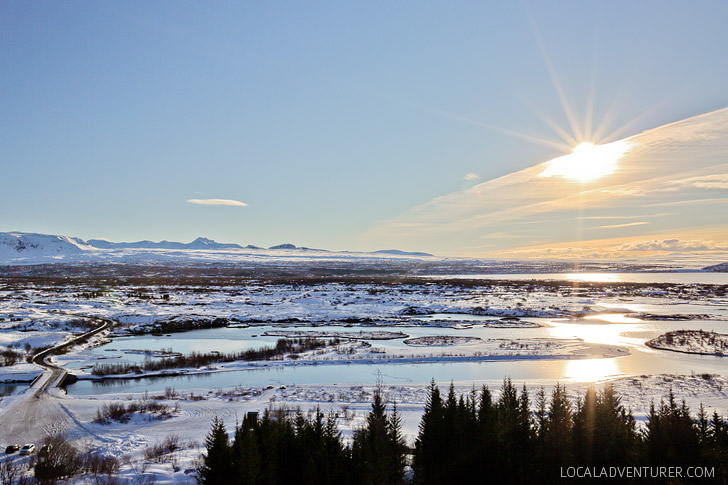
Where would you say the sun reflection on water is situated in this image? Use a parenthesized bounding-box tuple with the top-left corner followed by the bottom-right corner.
(564, 273, 621, 283)
(548, 318, 629, 347)
(562, 358, 620, 382)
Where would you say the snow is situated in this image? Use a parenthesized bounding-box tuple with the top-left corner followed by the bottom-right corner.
(2, 373, 726, 484)
(0, 232, 92, 260)
(646, 330, 728, 355)
(403, 336, 481, 346)
(704, 262, 728, 272)
(262, 330, 408, 340)
(0, 266, 727, 483)
(0, 231, 445, 266)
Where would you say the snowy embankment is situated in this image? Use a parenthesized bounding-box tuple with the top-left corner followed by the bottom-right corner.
(646, 330, 728, 356)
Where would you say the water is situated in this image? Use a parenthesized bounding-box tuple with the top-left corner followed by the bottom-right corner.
(66, 310, 728, 396)
(426, 272, 728, 285)
(0, 384, 19, 397)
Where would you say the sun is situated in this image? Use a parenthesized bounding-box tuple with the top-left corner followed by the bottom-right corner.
(539, 140, 632, 183)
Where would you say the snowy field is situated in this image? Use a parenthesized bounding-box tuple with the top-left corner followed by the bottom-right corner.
(0, 261, 727, 482)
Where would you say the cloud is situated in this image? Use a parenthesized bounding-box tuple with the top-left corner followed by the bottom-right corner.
(644, 197, 728, 208)
(186, 198, 248, 207)
(592, 221, 651, 230)
(480, 232, 523, 239)
(669, 174, 728, 190)
(615, 238, 728, 252)
(463, 173, 481, 181)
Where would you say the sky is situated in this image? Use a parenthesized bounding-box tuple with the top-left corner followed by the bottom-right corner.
(2, 1, 727, 258)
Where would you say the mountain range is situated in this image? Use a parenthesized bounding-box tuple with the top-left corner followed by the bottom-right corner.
(0, 232, 434, 263)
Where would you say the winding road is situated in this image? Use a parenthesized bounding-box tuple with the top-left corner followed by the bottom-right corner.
(0, 315, 112, 444)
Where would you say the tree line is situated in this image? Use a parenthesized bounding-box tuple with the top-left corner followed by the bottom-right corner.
(92, 337, 337, 376)
(198, 379, 728, 484)
(198, 385, 406, 485)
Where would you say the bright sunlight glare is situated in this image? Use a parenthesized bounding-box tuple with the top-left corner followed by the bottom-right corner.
(539, 140, 632, 182)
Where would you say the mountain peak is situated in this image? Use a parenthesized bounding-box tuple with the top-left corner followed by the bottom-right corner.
(269, 243, 297, 250)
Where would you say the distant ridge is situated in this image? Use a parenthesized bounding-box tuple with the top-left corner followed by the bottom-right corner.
(373, 249, 434, 257)
(703, 262, 728, 272)
(268, 243, 327, 251)
(87, 237, 243, 250)
(268, 243, 297, 250)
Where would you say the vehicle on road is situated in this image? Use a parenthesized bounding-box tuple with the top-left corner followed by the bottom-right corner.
(19, 444, 35, 455)
(4, 444, 20, 453)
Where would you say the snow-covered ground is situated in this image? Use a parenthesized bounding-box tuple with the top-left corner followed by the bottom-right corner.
(2, 374, 727, 484)
(0, 266, 726, 483)
(646, 329, 728, 355)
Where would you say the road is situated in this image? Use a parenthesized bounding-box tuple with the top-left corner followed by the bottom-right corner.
(0, 316, 112, 445)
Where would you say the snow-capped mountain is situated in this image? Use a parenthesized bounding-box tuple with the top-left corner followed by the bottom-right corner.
(86, 237, 243, 250)
(268, 243, 298, 250)
(373, 249, 434, 257)
(0, 232, 439, 265)
(0, 232, 93, 259)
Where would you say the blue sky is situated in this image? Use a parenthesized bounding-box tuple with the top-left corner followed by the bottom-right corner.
(2, 1, 727, 255)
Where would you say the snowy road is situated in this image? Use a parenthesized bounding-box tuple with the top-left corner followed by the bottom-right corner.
(0, 316, 111, 445)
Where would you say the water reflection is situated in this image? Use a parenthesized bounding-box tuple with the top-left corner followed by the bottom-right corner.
(561, 358, 620, 382)
(564, 273, 621, 283)
(547, 319, 628, 347)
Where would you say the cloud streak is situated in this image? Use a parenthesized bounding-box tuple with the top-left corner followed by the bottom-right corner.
(187, 198, 248, 207)
(593, 221, 651, 230)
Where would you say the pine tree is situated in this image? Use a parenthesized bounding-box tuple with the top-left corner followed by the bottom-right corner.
(494, 378, 521, 482)
(387, 403, 408, 482)
(232, 413, 261, 485)
(352, 385, 405, 485)
(572, 387, 596, 465)
(476, 384, 496, 483)
(543, 383, 572, 472)
(198, 417, 232, 484)
(414, 380, 445, 484)
(645, 391, 699, 467)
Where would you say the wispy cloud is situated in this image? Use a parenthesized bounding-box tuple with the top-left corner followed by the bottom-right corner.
(615, 238, 728, 252)
(644, 197, 728, 208)
(592, 221, 651, 230)
(669, 174, 728, 190)
(463, 173, 481, 181)
(186, 198, 248, 207)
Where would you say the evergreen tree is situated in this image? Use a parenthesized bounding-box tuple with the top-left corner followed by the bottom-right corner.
(494, 378, 522, 482)
(198, 417, 232, 484)
(644, 391, 700, 467)
(414, 380, 445, 484)
(709, 411, 728, 482)
(594, 383, 636, 466)
(543, 383, 572, 472)
(231, 413, 261, 485)
(352, 385, 405, 485)
(475, 384, 496, 483)
(572, 387, 596, 465)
